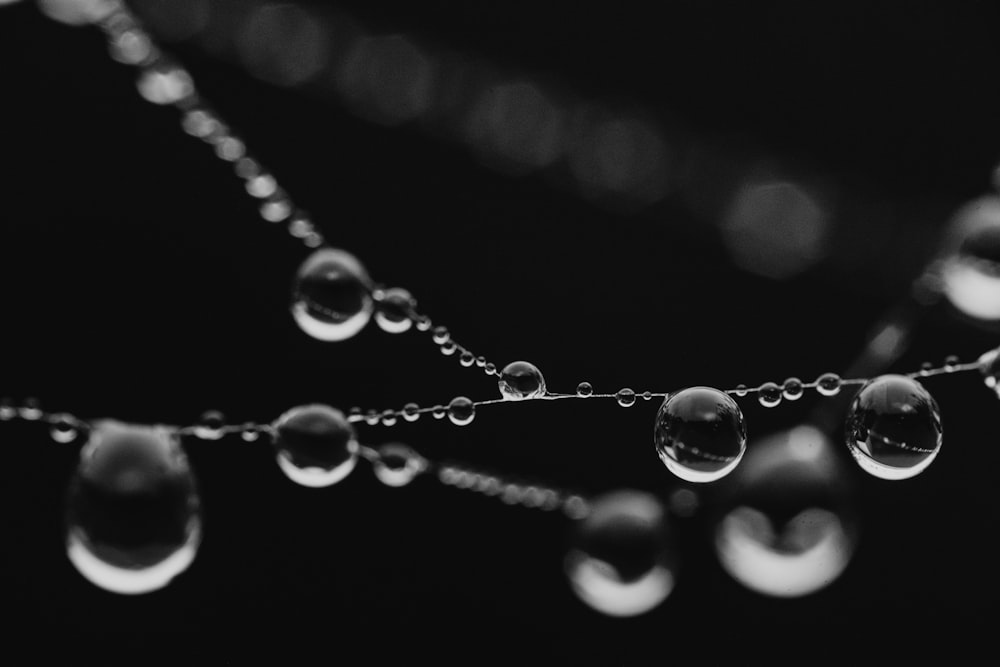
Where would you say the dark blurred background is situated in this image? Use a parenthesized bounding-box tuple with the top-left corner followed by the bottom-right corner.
(1, 0, 999, 660)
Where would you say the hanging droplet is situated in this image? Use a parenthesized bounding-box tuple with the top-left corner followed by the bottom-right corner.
(654, 387, 747, 483)
(447, 396, 475, 426)
(291, 248, 374, 342)
(414, 315, 432, 332)
(576, 381, 594, 397)
(431, 326, 450, 344)
(0, 397, 15, 421)
(459, 351, 475, 367)
(475, 356, 486, 368)
(271, 404, 359, 487)
(757, 382, 782, 408)
(734, 384, 749, 397)
(380, 410, 398, 427)
(402, 403, 420, 422)
(980, 346, 1000, 398)
(498, 361, 547, 400)
(372, 443, 426, 487)
(919, 361, 934, 376)
(364, 409, 380, 426)
(943, 355, 960, 372)
(844, 374, 943, 480)
(439, 340, 457, 356)
(714, 425, 858, 598)
(641, 391, 653, 401)
(484, 362, 497, 375)
(136, 61, 195, 105)
(782, 377, 804, 401)
(109, 29, 154, 65)
(192, 410, 225, 440)
(240, 425, 262, 442)
(374, 287, 415, 334)
(616, 388, 636, 407)
(565, 490, 677, 617)
(815, 372, 842, 397)
(65, 421, 201, 595)
(940, 196, 1000, 322)
(19, 397, 43, 420)
(431, 405, 446, 420)
(49, 413, 80, 443)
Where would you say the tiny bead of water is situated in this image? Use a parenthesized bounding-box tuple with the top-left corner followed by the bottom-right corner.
(402, 403, 420, 422)
(758, 382, 782, 408)
(816, 372, 842, 396)
(380, 410, 398, 427)
(459, 352, 476, 367)
(440, 340, 457, 355)
(782, 377, 804, 401)
(576, 381, 594, 397)
(432, 326, 450, 344)
(616, 388, 636, 407)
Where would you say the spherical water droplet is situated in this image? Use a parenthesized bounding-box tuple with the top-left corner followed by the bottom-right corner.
(459, 351, 475, 367)
(374, 287, 415, 334)
(439, 340, 457, 356)
(260, 197, 292, 222)
(714, 426, 858, 598)
(844, 374, 943, 480)
(940, 196, 1000, 322)
(475, 356, 486, 368)
(65, 421, 201, 595)
(372, 443, 425, 487)
(364, 409, 380, 426)
(49, 413, 80, 443)
(38, 0, 121, 25)
(431, 326, 450, 344)
(782, 377, 804, 401)
(498, 360, 547, 400)
(181, 108, 220, 139)
(291, 248, 374, 342)
(241, 425, 262, 442)
(815, 372, 842, 397)
(0, 397, 15, 421)
(919, 361, 934, 376)
(484, 362, 496, 375)
(414, 315, 432, 332)
(979, 346, 1000, 398)
(380, 410, 398, 427)
(447, 396, 475, 426)
(19, 397, 43, 420)
(616, 388, 636, 407)
(192, 410, 225, 440)
(109, 29, 154, 65)
(757, 382, 782, 408)
(944, 355, 960, 372)
(734, 384, 749, 397)
(641, 391, 653, 401)
(245, 174, 278, 199)
(402, 403, 420, 422)
(576, 381, 594, 397)
(271, 405, 359, 487)
(213, 135, 245, 162)
(431, 405, 446, 420)
(287, 215, 314, 238)
(565, 490, 677, 617)
(654, 387, 747, 483)
(137, 62, 195, 105)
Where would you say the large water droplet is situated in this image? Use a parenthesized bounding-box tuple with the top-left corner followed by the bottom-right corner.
(271, 404, 359, 487)
(565, 490, 677, 617)
(844, 375, 942, 480)
(65, 421, 201, 595)
(291, 248, 374, 342)
(714, 425, 858, 598)
(497, 360, 546, 400)
(654, 387, 747, 483)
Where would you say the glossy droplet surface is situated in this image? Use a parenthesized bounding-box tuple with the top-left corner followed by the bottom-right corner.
(816, 372, 842, 397)
(374, 287, 415, 334)
(844, 375, 942, 480)
(372, 443, 425, 487)
(447, 396, 475, 426)
(65, 421, 201, 595)
(980, 346, 1000, 398)
(565, 490, 677, 617)
(616, 388, 636, 407)
(402, 403, 420, 422)
(782, 377, 804, 401)
(49, 413, 80, 443)
(271, 404, 359, 487)
(136, 62, 195, 105)
(758, 382, 782, 408)
(654, 387, 747, 483)
(576, 381, 593, 397)
(192, 410, 225, 440)
(498, 361, 547, 400)
(291, 248, 373, 342)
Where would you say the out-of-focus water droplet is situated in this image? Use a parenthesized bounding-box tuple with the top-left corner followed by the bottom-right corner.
(380, 410, 397, 427)
(940, 196, 1000, 322)
(565, 490, 677, 617)
(271, 404, 359, 487)
(414, 315, 432, 332)
(109, 29, 154, 65)
(475, 356, 486, 368)
(654, 387, 747, 483)
(714, 425, 858, 598)
(484, 362, 496, 375)
(287, 215, 314, 238)
(241, 425, 262, 442)
(980, 346, 1000, 398)
(431, 326, 450, 344)
(0, 397, 15, 421)
(38, 0, 120, 26)
(181, 108, 220, 139)
(844, 375, 942, 480)
(364, 410, 380, 426)
(431, 405, 446, 420)
(291, 248, 373, 342)
(192, 410, 225, 440)
(19, 397, 42, 420)
(447, 397, 475, 426)
(576, 381, 594, 397)
(758, 382, 782, 408)
(50, 413, 80, 443)
(402, 403, 420, 422)
(372, 443, 425, 487)
(782, 377, 803, 401)
(498, 360, 547, 400)
(943, 355, 960, 372)
(616, 388, 636, 407)
(919, 361, 934, 376)
(459, 352, 475, 367)
(374, 287, 415, 333)
(260, 197, 292, 222)
(136, 62, 195, 105)
(65, 421, 201, 595)
(734, 384, 748, 397)
(439, 340, 457, 355)
(815, 373, 842, 397)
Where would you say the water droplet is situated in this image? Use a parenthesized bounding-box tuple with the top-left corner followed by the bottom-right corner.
(475, 356, 486, 368)
(714, 426, 858, 598)
(447, 397, 475, 426)
(616, 388, 636, 407)
(260, 197, 292, 222)
(50, 413, 80, 443)
(940, 197, 1000, 322)
(944, 355, 960, 372)
(402, 403, 420, 422)
(380, 410, 398, 427)
(291, 248, 373, 342)
(213, 135, 245, 162)
(288, 215, 314, 238)
(303, 232, 324, 248)
(0, 397, 15, 421)
(431, 405, 446, 420)
(414, 315, 432, 332)
(65, 421, 201, 595)
(576, 381, 594, 397)
(815, 372, 842, 397)
(757, 382, 782, 408)
(782, 377, 804, 401)
(439, 340, 457, 356)
(109, 29, 154, 65)
(498, 360, 547, 400)
(919, 361, 934, 376)
(459, 351, 475, 367)
(734, 384, 748, 397)
(565, 490, 677, 617)
(235, 157, 261, 180)
(431, 326, 450, 344)
(654, 387, 747, 483)
(364, 410, 380, 426)
(181, 108, 220, 139)
(641, 391, 653, 401)
(372, 443, 425, 487)
(241, 425, 261, 442)
(192, 410, 225, 440)
(374, 287, 415, 333)
(980, 346, 1000, 398)
(484, 362, 496, 375)
(271, 404, 359, 487)
(246, 173, 278, 199)
(136, 62, 195, 105)
(19, 397, 43, 421)
(844, 375, 942, 480)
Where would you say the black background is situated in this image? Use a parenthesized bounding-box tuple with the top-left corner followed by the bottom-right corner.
(2, 0, 999, 661)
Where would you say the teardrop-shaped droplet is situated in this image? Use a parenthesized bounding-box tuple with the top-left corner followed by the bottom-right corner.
(498, 360, 547, 400)
(374, 287, 415, 334)
(654, 387, 747, 483)
(565, 490, 677, 617)
(271, 404, 359, 487)
(372, 443, 426, 487)
(65, 421, 202, 595)
(844, 374, 942, 480)
(291, 248, 374, 342)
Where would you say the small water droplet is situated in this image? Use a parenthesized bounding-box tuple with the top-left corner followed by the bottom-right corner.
(757, 382, 782, 408)
(459, 352, 476, 367)
(373, 443, 425, 487)
(50, 413, 80, 443)
(291, 248, 373, 342)
(19, 397, 42, 421)
(943, 355, 960, 372)
(374, 287, 415, 333)
(815, 372, 842, 397)
(641, 391, 653, 401)
(136, 62, 195, 105)
(616, 388, 636, 407)
(380, 410, 398, 427)
(782, 377, 804, 401)
(475, 356, 486, 368)
(260, 197, 292, 222)
(431, 326, 450, 344)
(498, 361, 547, 400)
(192, 410, 225, 440)
(431, 405, 446, 420)
(241, 426, 261, 442)
(402, 403, 420, 423)
(364, 410, 380, 426)
(919, 361, 934, 376)
(109, 29, 154, 65)
(181, 108, 220, 139)
(576, 381, 594, 397)
(439, 340, 457, 356)
(271, 404, 359, 487)
(654, 386, 747, 483)
(447, 397, 475, 426)
(245, 173, 278, 199)
(0, 397, 16, 421)
(484, 362, 496, 375)
(213, 134, 245, 162)
(734, 384, 749, 397)
(414, 316, 432, 332)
